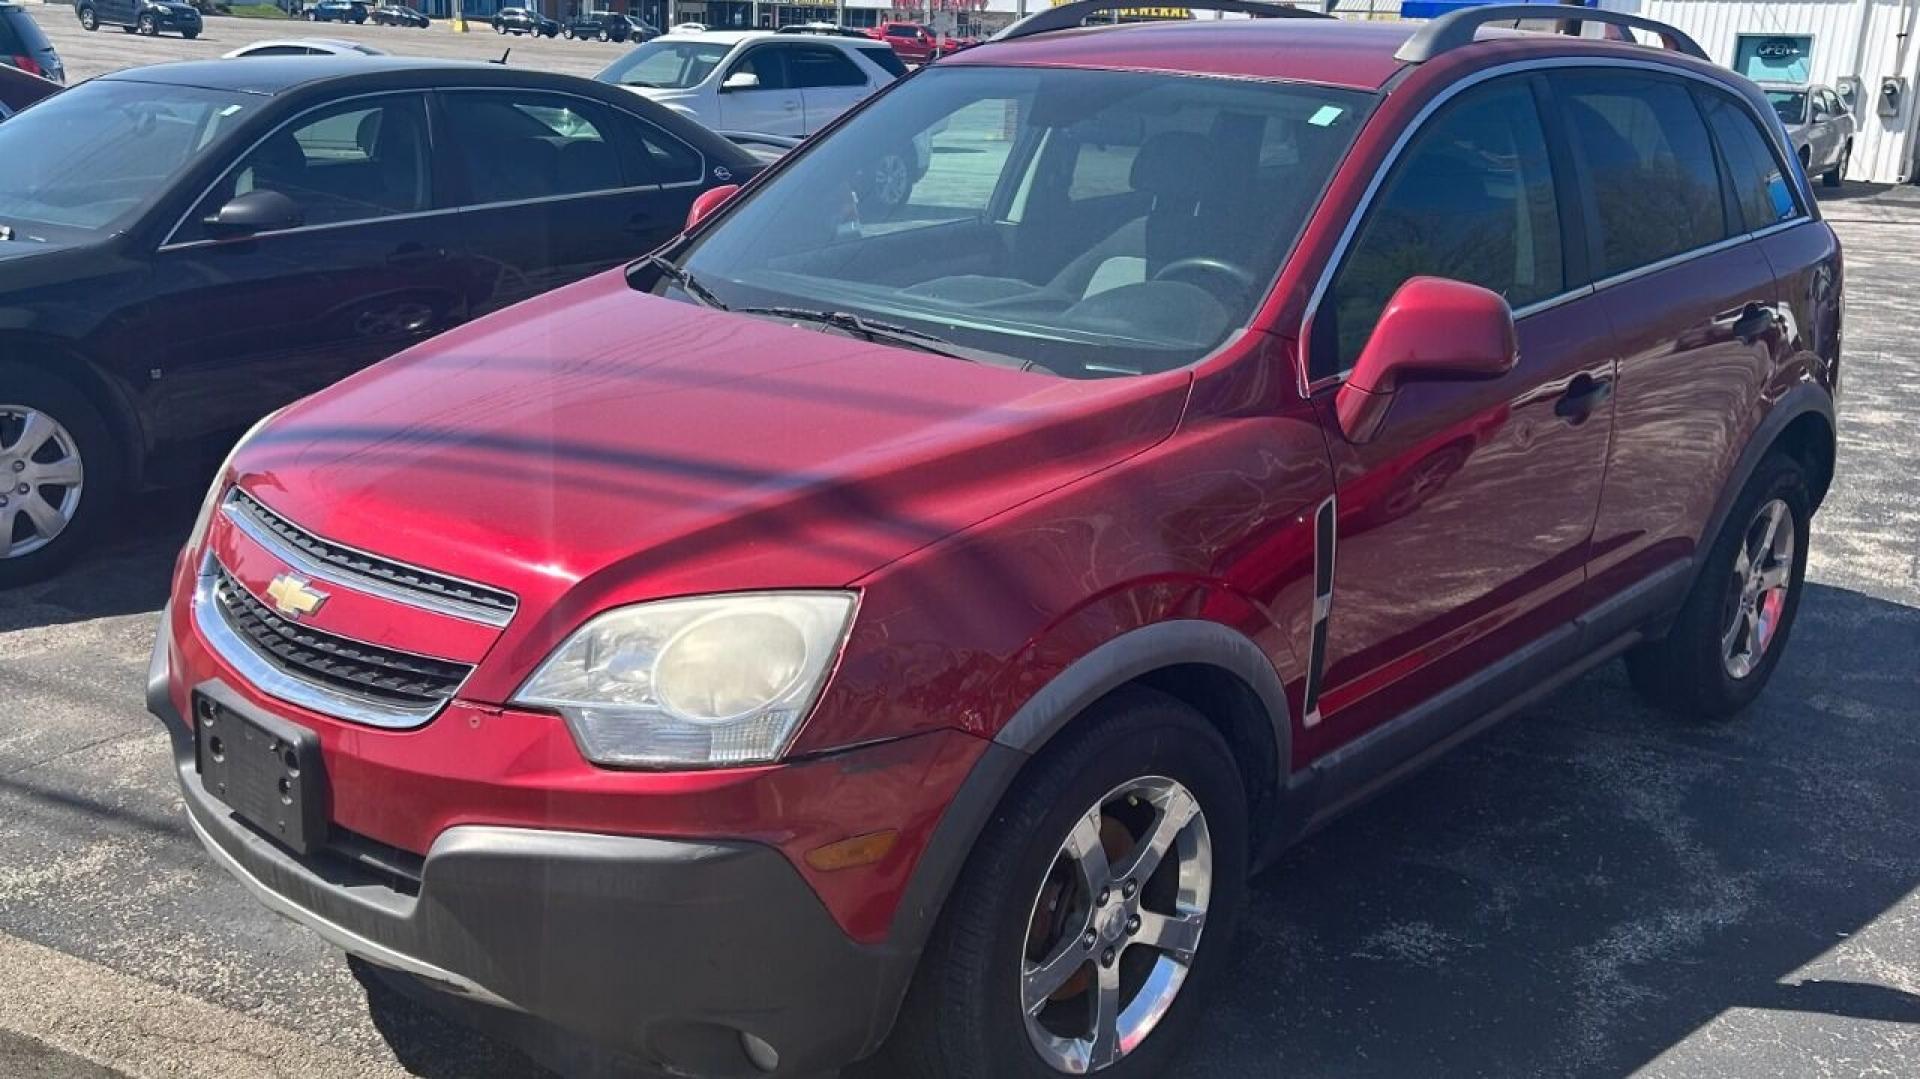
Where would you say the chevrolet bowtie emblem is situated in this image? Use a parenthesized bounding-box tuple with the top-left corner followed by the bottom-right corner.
(265, 574, 329, 619)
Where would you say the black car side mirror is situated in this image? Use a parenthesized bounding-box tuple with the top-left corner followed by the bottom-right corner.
(203, 189, 304, 240)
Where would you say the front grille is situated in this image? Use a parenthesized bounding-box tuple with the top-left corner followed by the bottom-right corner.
(211, 564, 472, 709)
(228, 489, 517, 622)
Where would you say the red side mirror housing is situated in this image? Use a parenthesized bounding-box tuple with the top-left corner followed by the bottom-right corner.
(1335, 276, 1518, 443)
(685, 184, 740, 232)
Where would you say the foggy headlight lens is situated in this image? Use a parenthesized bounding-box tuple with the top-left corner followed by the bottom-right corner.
(513, 592, 856, 768)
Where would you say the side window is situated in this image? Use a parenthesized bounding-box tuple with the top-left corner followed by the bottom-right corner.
(1316, 79, 1563, 379)
(728, 47, 790, 91)
(788, 45, 866, 89)
(440, 92, 636, 202)
(1699, 90, 1800, 230)
(1557, 71, 1728, 279)
(178, 94, 430, 242)
(856, 44, 908, 80)
(606, 110, 704, 186)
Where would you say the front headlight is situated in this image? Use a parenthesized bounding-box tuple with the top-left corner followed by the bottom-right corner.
(514, 592, 856, 768)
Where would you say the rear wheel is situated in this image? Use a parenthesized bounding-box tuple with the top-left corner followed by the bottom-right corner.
(1626, 452, 1811, 718)
(561, 24, 573, 37)
(78, 5, 99, 30)
(493, 21, 504, 32)
(0, 365, 121, 589)
(877, 688, 1248, 1078)
(597, 27, 609, 40)
(137, 11, 155, 33)
(182, 28, 197, 38)
(1824, 142, 1851, 187)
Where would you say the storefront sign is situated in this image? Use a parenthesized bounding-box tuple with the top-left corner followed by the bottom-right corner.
(1734, 34, 1813, 83)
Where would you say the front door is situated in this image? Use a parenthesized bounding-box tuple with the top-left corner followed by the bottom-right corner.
(139, 92, 462, 444)
(716, 43, 802, 137)
(1301, 75, 1614, 752)
(435, 88, 697, 317)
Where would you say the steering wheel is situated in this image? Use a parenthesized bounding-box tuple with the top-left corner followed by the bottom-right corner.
(1152, 256, 1258, 293)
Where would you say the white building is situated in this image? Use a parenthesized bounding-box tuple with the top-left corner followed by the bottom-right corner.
(1598, 0, 1920, 181)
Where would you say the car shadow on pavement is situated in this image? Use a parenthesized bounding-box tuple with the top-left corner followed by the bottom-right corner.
(0, 487, 198, 632)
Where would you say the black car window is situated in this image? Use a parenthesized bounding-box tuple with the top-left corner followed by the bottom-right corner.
(1316, 77, 1563, 379)
(177, 93, 430, 242)
(605, 109, 704, 185)
(727, 46, 790, 90)
(440, 91, 637, 201)
(1556, 71, 1729, 280)
(787, 45, 865, 89)
(1699, 90, 1801, 231)
(855, 44, 907, 79)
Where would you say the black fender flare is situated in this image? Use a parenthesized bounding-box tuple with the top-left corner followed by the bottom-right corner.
(877, 620, 1293, 1004)
(1686, 383, 1835, 598)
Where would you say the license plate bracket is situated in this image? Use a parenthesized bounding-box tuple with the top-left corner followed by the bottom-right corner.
(194, 693, 327, 856)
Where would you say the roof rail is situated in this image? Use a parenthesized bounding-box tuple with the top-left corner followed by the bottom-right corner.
(1394, 3, 1708, 63)
(993, 0, 1330, 43)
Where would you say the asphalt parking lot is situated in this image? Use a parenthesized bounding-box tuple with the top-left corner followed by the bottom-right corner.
(31, 2, 631, 83)
(4, 16, 1920, 1077)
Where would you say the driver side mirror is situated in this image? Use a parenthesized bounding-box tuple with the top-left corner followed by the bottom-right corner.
(202, 189, 304, 240)
(685, 183, 740, 231)
(1334, 276, 1517, 444)
(720, 71, 759, 92)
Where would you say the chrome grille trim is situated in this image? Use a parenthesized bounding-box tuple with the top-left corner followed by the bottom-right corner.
(193, 556, 462, 730)
(223, 489, 517, 628)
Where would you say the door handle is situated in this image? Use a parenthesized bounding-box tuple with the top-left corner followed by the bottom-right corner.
(1713, 301, 1775, 345)
(622, 212, 655, 235)
(1554, 373, 1613, 423)
(386, 244, 443, 267)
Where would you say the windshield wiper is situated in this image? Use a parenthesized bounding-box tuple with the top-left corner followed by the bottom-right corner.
(648, 254, 728, 310)
(734, 306, 1023, 368)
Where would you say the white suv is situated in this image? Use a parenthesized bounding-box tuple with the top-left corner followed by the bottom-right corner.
(595, 30, 907, 139)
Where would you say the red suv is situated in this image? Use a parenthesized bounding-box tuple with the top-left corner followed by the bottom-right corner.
(867, 19, 941, 64)
(150, 3, 1840, 1076)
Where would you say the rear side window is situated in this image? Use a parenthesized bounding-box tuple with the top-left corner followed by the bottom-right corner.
(788, 45, 865, 89)
(1698, 90, 1800, 230)
(1557, 71, 1728, 278)
(856, 44, 908, 79)
(439, 92, 657, 202)
(1317, 78, 1563, 378)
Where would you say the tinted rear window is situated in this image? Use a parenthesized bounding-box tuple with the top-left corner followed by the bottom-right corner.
(1558, 71, 1729, 278)
(0, 7, 54, 55)
(1699, 91, 1799, 230)
(857, 44, 907, 79)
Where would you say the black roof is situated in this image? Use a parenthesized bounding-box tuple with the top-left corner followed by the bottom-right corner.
(98, 56, 502, 95)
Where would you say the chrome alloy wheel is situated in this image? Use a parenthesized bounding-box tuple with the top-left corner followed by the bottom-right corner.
(1723, 497, 1795, 679)
(1020, 776, 1211, 1073)
(0, 406, 85, 560)
(872, 152, 913, 210)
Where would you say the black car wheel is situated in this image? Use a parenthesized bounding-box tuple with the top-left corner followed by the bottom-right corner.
(78, 5, 99, 30)
(0, 364, 122, 589)
(597, 27, 609, 40)
(308, 10, 319, 19)
(561, 23, 573, 37)
(182, 27, 197, 37)
(493, 21, 505, 32)
(137, 12, 156, 34)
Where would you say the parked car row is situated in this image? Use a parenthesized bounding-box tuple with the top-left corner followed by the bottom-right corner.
(75, 0, 202, 39)
(3, 5, 1845, 1079)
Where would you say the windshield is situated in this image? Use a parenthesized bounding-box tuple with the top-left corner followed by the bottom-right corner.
(670, 65, 1370, 378)
(0, 81, 252, 235)
(1767, 90, 1809, 125)
(598, 39, 731, 89)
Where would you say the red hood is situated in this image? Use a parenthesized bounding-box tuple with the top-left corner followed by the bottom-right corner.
(230, 269, 1187, 668)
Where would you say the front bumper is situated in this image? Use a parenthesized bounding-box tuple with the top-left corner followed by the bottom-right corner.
(151, 638, 920, 1077)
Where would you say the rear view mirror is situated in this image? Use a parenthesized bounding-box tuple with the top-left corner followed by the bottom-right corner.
(685, 183, 740, 231)
(1335, 276, 1517, 443)
(203, 189, 304, 240)
(721, 71, 759, 92)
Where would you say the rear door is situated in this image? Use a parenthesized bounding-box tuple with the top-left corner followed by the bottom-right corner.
(438, 87, 702, 316)
(715, 44, 802, 136)
(789, 43, 872, 134)
(1556, 69, 1785, 606)
(1301, 74, 1615, 749)
(140, 92, 461, 442)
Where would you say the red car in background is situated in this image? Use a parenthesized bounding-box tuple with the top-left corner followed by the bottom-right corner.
(866, 19, 942, 63)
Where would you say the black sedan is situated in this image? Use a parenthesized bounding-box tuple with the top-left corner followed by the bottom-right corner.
(0, 57, 758, 583)
(491, 6, 557, 36)
(369, 3, 429, 26)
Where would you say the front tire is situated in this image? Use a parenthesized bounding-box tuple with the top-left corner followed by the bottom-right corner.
(78, 6, 99, 30)
(1626, 452, 1812, 718)
(877, 688, 1248, 1078)
(182, 28, 197, 37)
(561, 24, 573, 37)
(0, 365, 121, 589)
(137, 12, 156, 33)
(1824, 142, 1850, 187)
(596, 27, 609, 40)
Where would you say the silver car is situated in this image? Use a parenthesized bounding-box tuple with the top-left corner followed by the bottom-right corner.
(1763, 82, 1856, 187)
